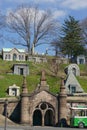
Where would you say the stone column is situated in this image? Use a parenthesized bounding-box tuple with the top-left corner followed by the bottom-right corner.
(20, 76, 29, 124)
(59, 77, 67, 125)
(42, 114, 44, 126)
(38, 70, 49, 91)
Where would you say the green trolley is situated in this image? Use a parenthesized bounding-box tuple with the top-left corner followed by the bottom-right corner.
(70, 106, 87, 128)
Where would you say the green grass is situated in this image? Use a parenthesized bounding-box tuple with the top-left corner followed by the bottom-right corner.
(0, 58, 63, 97)
(0, 58, 87, 97)
(77, 76, 87, 92)
(0, 75, 23, 97)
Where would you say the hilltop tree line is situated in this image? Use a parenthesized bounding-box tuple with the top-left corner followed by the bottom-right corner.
(0, 4, 87, 60)
(52, 16, 87, 61)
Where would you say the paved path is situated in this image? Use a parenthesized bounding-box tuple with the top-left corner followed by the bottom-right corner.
(0, 126, 86, 130)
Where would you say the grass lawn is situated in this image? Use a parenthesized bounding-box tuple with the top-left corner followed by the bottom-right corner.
(0, 59, 87, 97)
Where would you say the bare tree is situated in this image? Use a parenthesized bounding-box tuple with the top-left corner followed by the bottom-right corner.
(6, 5, 59, 55)
(80, 18, 87, 44)
(51, 38, 62, 57)
(0, 11, 5, 38)
(47, 58, 63, 77)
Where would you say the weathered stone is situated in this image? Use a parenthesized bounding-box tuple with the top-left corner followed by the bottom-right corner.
(8, 84, 20, 96)
(2, 48, 26, 61)
(13, 63, 29, 76)
(64, 63, 80, 76)
(20, 76, 29, 124)
(0, 71, 87, 126)
(59, 77, 67, 123)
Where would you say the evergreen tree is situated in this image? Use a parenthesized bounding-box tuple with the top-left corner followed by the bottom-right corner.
(60, 16, 85, 60)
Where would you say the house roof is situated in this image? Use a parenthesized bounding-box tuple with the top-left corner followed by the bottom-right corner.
(2, 48, 25, 53)
(13, 63, 28, 66)
(65, 72, 84, 93)
(64, 63, 80, 76)
(9, 84, 20, 89)
(29, 89, 57, 98)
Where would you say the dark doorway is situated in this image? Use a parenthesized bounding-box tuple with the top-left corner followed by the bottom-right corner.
(12, 88, 17, 96)
(13, 54, 17, 61)
(20, 68, 23, 75)
(44, 110, 54, 126)
(79, 59, 84, 64)
(33, 110, 42, 126)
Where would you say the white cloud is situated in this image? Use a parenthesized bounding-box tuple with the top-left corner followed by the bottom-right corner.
(61, 0, 87, 10)
(0, 0, 31, 5)
(2, 0, 87, 11)
(5, 0, 27, 2)
(35, 0, 56, 3)
(52, 10, 67, 19)
(3, 0, 56, 4)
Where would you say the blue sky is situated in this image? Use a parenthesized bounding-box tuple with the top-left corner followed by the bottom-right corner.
(0, 0, 87, 55)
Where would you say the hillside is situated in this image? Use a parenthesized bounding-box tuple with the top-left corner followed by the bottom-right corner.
(0, 58, 87, 97)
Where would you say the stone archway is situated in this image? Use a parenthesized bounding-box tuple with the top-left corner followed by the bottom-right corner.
(33, 109, 42, 126)
(44, 109, 54, 126)
(32, 102, 55, 126)
(72, 68, 76, 76)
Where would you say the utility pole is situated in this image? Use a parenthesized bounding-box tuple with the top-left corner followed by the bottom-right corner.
(4, 99, 8, 130)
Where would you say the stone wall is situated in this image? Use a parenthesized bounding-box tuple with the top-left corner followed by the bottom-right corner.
(0, 93, 87, 126)
(29, 90, 58, 126)
(0, 98, 20, 123)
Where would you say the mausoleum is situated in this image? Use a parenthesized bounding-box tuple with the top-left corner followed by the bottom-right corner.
(13, 63, 29, 76)
(8, 84, 20, 96)
(2, 48, 26, 61)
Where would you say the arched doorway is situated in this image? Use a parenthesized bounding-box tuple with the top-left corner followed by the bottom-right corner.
(72, 68, 76, 76)
(33, 109, 42, 126)
(13, 54, 17, 61)
(32, 102, 55, 126)
(44, 109, 54, 126)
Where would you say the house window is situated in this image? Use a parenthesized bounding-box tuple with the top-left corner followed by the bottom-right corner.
(79, 59, 84, 64)
(71, 86, 76, 93)
(69, 85, 76, 94)
(13, 54, 17, 61)
(8, 54, 10, 59)
(22, 55, 24, 60)
(19, 55, 21, 60)
(5, 55, 7, 59)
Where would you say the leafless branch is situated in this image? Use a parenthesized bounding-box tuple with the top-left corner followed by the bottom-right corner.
(6, 5, 59, 54)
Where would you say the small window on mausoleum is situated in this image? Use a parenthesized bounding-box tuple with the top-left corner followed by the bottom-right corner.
(8, 54, 10, 59)
(71, 86, 76, 93)
(5, 55, 7, 59)
(13, 53, 17, 60)
(69, 85, 76, 94)
(79, 59, 84, 64)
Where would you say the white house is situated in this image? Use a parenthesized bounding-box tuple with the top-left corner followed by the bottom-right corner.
(2, 48, 26, 61)
(77, 55, 86, 64)
(8, 84, 20, 96)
